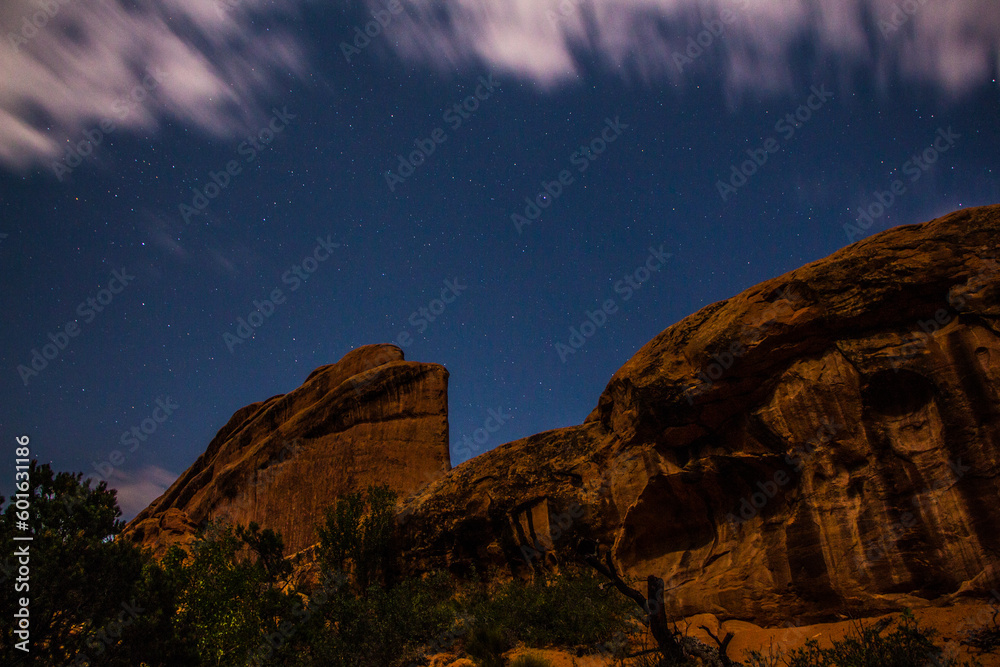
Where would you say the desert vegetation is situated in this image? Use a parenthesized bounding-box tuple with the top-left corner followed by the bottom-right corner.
(0, 461, 993, 667)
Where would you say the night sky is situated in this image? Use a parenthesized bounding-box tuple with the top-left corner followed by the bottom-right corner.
(1, 0, 998, 518)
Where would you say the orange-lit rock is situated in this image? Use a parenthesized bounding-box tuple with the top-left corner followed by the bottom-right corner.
(127, 205, 1000, 625)
(398, 205, 1000, 624)
(125, 344, 449, 557)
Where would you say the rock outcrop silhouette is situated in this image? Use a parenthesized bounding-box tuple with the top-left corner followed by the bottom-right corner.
(128, 205, 1000, 624)
(396, 204, 1000, 624)
(125, 344, 449, 557)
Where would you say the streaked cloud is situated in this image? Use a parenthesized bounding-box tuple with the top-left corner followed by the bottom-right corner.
(365, 0, 999, 93)
(1, 0, 996, 172)
(0, 0, 304, 171)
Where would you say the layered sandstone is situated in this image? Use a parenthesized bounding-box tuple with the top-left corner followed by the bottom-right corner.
(126, 205, 1000, 625)
(397, 205, 1000, 624)
(125, 344, 450, 557)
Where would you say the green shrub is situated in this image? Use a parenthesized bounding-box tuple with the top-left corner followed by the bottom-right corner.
(0, 462, 165, 666)
(282, 485, 461, 667)
(743, 642, 783, 667)
(170, 520, 296, 666)
(468, 567, 633, 649)
(624, 645, 700, 667)
(316, 484, 397, 593)
(281, 569, 460, 667)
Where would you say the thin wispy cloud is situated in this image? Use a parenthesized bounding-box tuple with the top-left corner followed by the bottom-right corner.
(364, 0, 999, 93)
(1, 0, 996, 172)
(103, 464, 178, 521)
(0, 0, 305, 171)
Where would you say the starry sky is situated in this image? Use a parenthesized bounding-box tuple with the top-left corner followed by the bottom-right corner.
(1, 0, 999, 518)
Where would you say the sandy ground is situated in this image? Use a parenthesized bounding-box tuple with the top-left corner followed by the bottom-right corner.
(431, 598, 1000, 666)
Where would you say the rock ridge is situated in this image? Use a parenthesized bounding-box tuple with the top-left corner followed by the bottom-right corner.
(396, 205, 1000, 624)
(126, 343, 450, 557)
(127, 205, 1000, 625)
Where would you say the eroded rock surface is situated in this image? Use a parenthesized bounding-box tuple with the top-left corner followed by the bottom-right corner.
(125, 344, 450, 557)
(126, 206, 1000, 624)
(397, 205, 1000, 624)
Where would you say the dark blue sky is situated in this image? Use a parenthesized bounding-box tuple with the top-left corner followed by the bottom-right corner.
(1, 0, 998, 517)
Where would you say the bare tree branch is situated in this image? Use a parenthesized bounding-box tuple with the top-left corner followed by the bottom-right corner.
(700, 624, 736, 667)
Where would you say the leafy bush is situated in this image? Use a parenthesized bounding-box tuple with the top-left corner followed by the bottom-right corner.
(1, 470, 633, 667)
(468, 567, 633, 649)
(743, 642, 783, 667)
(0, 463, 156, 666)
(283, 486, 461, 667)
(31, 465, 986, 667)
(316, 484, 397, 593)
(627, 652, 700, 667)
(285, 575, 458, 667)
(168, 519, 296, 666)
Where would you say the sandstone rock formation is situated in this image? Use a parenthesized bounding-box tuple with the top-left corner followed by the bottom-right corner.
(396, 204, 1000, 624)
(125, 344, 450, 557)
(126, 205, 1000, 626)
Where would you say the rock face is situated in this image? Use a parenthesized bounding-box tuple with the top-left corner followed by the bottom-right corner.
(126, 205, 1000, 625)
(125, 344, 450, 557)
(396, 205, 1000, 624)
